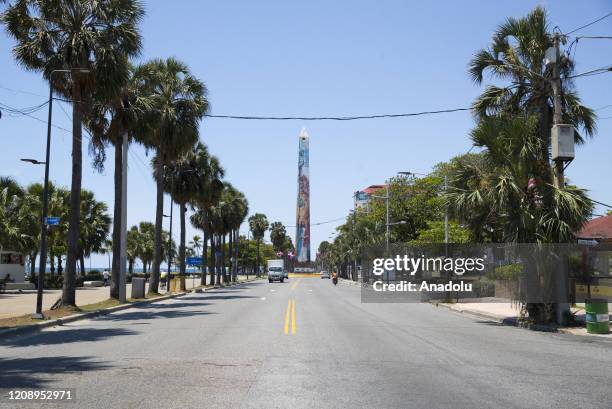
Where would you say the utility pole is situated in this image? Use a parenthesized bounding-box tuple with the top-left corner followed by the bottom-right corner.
(385, 183, 390, 253)
(119, 132, 128, 303)
(444, 175, 449, 245)
(552, 33, 565, 188)
(551, 33, 570, 325)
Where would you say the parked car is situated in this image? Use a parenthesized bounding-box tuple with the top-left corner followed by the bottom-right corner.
(320, 271, 330, 279)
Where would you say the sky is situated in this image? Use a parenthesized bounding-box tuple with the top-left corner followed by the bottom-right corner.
(1, 0, 611, 269)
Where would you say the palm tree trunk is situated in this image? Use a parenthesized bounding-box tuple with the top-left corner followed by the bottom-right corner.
(30, 252, 38, 283)
(209, 234, 216, 286)
(256, 240, 261, 277)
(228, 231, 234, 282)
(142, 260, 147, 275)
(111, 142, 122, 299)
(79, 254, 86, 276)
(179, 203, 186, 275)
(128, 259, 134, 275)
(63, 81, 83, 307)
(150, 158, 164, 294)
(201, 229, 208, 286)
(222, 234, 227, 283)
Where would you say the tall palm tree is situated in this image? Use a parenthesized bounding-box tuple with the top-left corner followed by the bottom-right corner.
(3, 0, 144, 306)
(160, 143, 218, 278)
(189, 153, 224, 286)
(86, 63, 154, 299)
(135, 58, 208, 294)
(447, 114, 593, 323)
(248, 213, 269, 277)
(468, 6, 596, 181)
(269, 222, 288, 253)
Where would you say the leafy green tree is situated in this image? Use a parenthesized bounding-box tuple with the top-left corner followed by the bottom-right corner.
(3, 0, 144, 306)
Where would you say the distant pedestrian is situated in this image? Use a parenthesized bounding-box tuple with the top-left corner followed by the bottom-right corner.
(103, 270, 109, 286)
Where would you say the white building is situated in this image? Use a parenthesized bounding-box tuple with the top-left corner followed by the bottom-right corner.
(0, 251, 26, 282)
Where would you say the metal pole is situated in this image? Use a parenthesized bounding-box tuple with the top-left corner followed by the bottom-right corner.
(444, 175, 449, 244)
(34, 78, 54, 319)
(167, 191, 173, 293)
(552, 33, 569, 324)
(385, 183, 389, 253)
(118, 132, 128, 303)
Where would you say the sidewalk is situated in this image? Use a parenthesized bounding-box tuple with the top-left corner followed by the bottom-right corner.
(437, 301, 612, 339)
(0, 275, 252, 320)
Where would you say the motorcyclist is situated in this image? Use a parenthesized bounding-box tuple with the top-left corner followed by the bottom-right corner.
(332, 271, 338, 285)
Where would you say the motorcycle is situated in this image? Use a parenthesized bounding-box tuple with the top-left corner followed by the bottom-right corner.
(332, 276, 338, 285)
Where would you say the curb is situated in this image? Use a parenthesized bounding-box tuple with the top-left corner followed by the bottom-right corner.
(433, 302, 612, 343)
(0, 277, 261, 340)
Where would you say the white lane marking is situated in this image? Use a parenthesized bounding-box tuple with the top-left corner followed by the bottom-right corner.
(270, 289, 276, 292)
(260, 297, 266, 300)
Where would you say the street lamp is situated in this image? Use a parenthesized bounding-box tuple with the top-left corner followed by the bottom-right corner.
(27, 68, 90, 319)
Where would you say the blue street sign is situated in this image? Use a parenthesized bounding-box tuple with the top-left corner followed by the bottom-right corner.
(45, 217, 60, 226)
(186, 257, 202, 265)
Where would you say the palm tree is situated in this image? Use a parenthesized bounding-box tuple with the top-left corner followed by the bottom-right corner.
(160, 143, 217, 278)
(127, 226, 142, 275)
(135, 58, 208, 294)
(3, 0, 144, 306)
(447, 114, 593, 322)
(468, 6, 596, 181)
(86, 63, 154, 299)
(138, 222, 155, 274)
(248, 213, 269, 277)
(77, 190, 111, 275)
(269, 222, 288, 253)
(190, 235, 203, 257)
(189, 152, 225, 286)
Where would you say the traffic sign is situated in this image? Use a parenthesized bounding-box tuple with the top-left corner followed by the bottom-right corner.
(578, 239, 599, 247)
(45, 217, 60, 226)
(186, 257, 202, 265)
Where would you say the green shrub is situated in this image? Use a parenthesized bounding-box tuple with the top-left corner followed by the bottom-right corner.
(486, 263, 522, 281)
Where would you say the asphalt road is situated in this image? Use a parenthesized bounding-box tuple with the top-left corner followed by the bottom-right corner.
(1, 277, 611, 409)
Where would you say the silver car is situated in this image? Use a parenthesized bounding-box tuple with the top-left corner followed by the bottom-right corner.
(268, 267, 284, 283)
(320, 271, 330, 279)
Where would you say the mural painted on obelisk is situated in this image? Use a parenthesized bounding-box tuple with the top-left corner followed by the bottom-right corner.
(295, 128, 311, 262)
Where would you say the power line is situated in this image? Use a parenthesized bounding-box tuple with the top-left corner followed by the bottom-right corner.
(566, 11, 612, 35)
(567, 65, 612, 79)
(204, 107, 471, 121)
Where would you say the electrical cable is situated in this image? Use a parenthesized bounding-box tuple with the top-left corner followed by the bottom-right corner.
(565, 12, 612, 35)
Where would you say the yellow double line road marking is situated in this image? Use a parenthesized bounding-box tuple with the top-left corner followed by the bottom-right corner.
(284, 299, 296, 335)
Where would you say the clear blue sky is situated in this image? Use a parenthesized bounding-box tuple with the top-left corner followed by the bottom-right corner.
(1, 0, 611, 269)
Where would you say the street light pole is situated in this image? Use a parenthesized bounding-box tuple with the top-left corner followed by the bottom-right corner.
(167, 194, 173, 293)
(385, 183, 390, 254)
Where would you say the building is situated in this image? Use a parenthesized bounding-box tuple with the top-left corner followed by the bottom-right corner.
(0, 250, 26, 283)
(577, 214, 612, 244)
(354, 185, 386, 211)
(295, 128, 311, 263)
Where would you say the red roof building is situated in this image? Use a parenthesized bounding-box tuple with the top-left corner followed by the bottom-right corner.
(577, 215, 612, 243)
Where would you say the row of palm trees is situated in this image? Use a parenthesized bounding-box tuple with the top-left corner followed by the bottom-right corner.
(1, 1, 250, 303)
(0, 177, 110, 278)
